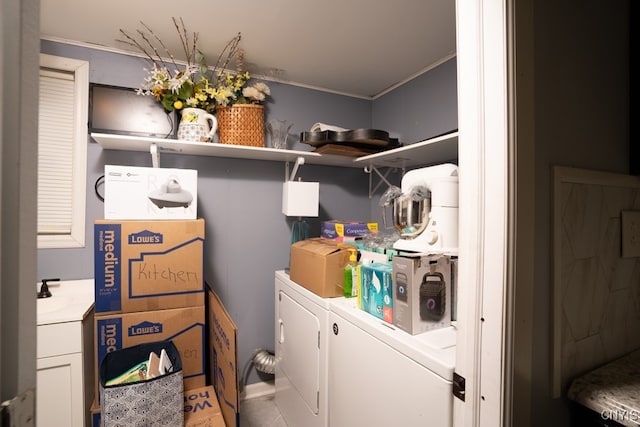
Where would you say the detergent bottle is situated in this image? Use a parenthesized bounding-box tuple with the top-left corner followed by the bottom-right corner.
(343, 248, 359, 298)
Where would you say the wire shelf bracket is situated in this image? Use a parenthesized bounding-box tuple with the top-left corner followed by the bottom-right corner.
(364, 165, 398, 199)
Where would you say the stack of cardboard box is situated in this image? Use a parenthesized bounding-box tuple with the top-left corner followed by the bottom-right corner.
(93, 218, 208, 388)
(89, 166, 233, 426)
(91, 219, 208, 421)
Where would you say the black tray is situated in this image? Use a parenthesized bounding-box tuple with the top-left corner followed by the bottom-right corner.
(300, 128, 401, 148)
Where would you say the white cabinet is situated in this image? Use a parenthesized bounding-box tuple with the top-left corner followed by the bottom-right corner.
(36, 280, 94, 427)
(37, 352, 84, 426)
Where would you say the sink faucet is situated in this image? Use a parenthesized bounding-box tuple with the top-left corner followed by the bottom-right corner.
(38, 278, 59, 299)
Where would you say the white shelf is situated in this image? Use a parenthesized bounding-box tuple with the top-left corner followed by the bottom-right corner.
(354, 131, 458, 169)
(91, 131, 458, 169)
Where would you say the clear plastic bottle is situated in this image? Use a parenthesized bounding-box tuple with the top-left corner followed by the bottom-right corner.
(344, 248, 359, 298)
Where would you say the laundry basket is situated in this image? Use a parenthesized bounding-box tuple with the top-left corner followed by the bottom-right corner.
(99, 340, 183, 426)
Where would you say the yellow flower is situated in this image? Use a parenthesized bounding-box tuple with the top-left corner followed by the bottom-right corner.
(174, 100, 183, 110)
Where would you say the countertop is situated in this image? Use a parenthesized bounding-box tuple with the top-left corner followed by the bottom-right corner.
(36, 279, 95, 326)
(568, 349, 640, 427)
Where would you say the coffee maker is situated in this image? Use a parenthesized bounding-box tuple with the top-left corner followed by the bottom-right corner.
(392, 163, 459, 254)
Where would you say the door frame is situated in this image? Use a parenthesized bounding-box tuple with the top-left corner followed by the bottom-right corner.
(454, 0, 533, 425)
(1, 0, 39, 422)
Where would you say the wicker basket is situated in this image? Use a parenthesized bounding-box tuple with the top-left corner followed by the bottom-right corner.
(216, 104, 265, 147)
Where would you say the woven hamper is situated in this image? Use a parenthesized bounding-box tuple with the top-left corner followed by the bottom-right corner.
(99, 340, 183, 427)
(216, 104, 265, 147)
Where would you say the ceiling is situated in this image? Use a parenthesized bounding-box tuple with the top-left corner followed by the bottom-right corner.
(39, 0, 457, 99)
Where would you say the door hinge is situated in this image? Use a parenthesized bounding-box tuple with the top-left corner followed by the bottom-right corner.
(453, 372, 465, 401)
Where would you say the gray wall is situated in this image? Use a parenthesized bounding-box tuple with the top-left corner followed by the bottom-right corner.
(530, 1, 630, 426)
(37, 40, 458, 386)
(373, 58, 458, 144)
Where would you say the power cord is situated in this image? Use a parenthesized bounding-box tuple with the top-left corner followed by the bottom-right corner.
(94, 175, 105, 202)
(165, 111, 176, 139)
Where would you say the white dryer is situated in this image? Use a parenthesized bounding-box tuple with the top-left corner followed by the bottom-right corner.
(274, 270, 333, 427)
(328, 298, 456, 427)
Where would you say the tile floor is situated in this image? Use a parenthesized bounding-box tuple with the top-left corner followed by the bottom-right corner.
(240, 393, 288, 427)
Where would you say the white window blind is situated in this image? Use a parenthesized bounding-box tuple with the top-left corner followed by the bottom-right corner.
(38, 69, 75, 234)
(37, 54, 88, 248)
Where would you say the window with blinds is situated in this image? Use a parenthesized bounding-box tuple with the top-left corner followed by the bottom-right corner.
(38, 54, 88, 248)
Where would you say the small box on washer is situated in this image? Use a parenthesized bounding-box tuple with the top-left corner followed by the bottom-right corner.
(392, 254, 452, 335)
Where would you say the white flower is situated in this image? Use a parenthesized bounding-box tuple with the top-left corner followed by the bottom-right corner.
(243, 86, 265, 102)
(253, 82, 270, 95)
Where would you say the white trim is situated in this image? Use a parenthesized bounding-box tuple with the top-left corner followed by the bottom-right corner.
(455, 0, 512, 426)
(553, 166, 640, 187)
(454, 0, 484, 424)
(39, 35, 455, 101)
(39, 36, 372, 100)
(372, 53, 458, 100)
(477, 0, 510, 424)
(37, 54, 88, 249)
(241, 380, 275, 401)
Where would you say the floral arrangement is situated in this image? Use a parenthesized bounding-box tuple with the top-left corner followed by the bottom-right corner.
(213, 49, 271, 107)
(118, 18, 270, 113)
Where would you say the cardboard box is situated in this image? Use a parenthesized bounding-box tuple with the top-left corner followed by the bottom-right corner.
(359, 262, 393, 323)
(94, 305, 207, 400)
(94, 219, 205, 314)
(289, 238, 350, 298)
(320, 220, 378, 239)
(184, 385, 227, 427)
(392, 254, 452, 335)
(206, 286, 239, 427)
(104, 165, 198, 220)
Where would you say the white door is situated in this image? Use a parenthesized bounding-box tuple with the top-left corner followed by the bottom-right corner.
(276, 291, 322, 414)
(274, 273, 331, 427)
(0, 0, 39, 425)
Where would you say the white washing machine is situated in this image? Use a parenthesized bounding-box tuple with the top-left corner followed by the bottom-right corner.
(328, 297, 456, 427)
(274, 270, 333, 427)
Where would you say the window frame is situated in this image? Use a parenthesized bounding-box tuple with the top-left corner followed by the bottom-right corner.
(37, 54, 88, 249)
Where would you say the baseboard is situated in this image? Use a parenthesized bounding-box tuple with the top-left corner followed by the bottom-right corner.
(241, 380, 275, 401)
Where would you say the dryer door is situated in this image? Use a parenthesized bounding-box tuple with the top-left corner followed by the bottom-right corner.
(276, 289, 321, 414)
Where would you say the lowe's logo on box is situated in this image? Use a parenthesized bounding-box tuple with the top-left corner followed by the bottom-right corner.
(128, 320, 163, 337)
(128, 230, 163, 245)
